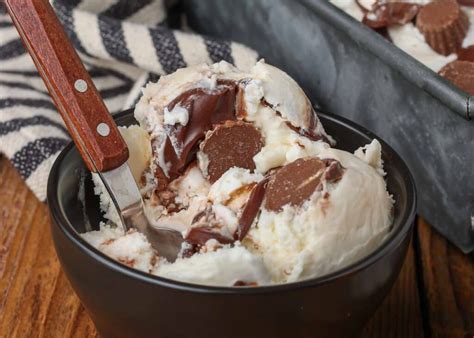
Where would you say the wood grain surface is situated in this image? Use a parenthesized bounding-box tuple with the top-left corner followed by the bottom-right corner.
(0, 156, 472, 338)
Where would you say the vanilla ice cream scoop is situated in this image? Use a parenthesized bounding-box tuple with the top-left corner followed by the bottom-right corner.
(84, 60, 393, 287)
(247, 140, 393, 283)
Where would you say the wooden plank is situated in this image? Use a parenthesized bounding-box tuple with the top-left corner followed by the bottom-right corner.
(416, 218, 474, 338)
(362, 238, 424, 338)
(0, 156, 64, 337)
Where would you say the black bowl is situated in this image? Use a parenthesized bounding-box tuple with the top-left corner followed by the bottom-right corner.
(47, 109, 416, 338)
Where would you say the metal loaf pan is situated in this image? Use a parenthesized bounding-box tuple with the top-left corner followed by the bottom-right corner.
(183, 0, 474, 253)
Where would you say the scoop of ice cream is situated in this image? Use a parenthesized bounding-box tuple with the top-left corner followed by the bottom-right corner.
(134, 60, 332, 181)
(85, 60, 393, 287)
(246, 140, 393, 283)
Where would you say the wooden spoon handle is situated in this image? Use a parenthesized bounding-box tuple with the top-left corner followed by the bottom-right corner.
(4, 0, 128, 172)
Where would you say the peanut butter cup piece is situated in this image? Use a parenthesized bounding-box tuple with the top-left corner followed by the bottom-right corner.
(439, 60, 474, 95)
(363, 2, 420, 29)
(458, 0, 474, 7)
(163, 80, 240, 179)
(264, 158, 326, 212)
(201, 121, 263, 183)
(416, 0, 469, 56)
(457, 45, 474, 62)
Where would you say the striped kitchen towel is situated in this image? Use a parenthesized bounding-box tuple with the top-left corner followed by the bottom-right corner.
(0, 0, 258, 201)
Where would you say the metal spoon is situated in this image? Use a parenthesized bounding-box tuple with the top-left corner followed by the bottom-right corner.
(5, 0, 184, 261)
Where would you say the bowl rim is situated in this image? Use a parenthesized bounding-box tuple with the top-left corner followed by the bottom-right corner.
(47, 109, 416, 295)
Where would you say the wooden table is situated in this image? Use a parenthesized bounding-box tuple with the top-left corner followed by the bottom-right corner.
(0, 156, 472, 338)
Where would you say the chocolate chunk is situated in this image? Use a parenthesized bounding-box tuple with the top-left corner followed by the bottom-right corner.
(154, 189, 183, 214)
(458, 0, 474, 7)
(235, 178, 268, 241)
(201, 121, 263, 183)
(324, 160, 344, 183)
(235, 79, 251, 119)
(416, 0, 469, 55)
(264, 158, 326, 212)
(185, 226, 234, 246)
(264, 158, 345, 212)
(185, 205, 235, 247)
(457, 45, 474, 62)
(163, 80, 241, 179)
(154, 166, 169, 192)
(439, 60, 474, 95)
(233, 281, 258, 287)
(363, 2, 420, 29)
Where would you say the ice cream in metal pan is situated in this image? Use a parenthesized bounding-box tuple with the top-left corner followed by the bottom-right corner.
(330, 0, 474, 94)
(84, 60, 394, 287)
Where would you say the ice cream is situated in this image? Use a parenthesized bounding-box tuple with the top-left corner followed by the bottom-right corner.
(83, 60, 393, 287)
(330, 0, 474, 94)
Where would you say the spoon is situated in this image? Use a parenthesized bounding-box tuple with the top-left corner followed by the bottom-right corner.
(4, 0, 184, 261)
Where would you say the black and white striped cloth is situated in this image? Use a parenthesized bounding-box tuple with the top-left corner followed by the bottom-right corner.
(0, 0, 258, 201)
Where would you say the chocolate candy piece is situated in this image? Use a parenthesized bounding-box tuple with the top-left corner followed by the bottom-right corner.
(185, 226, 234, 246)
(264, 158, 326, 212)
(439, 60, 474, 95)
(416, 0, 469, 56)
(235, 178, 268, 241)
(363, 2, 420, 29)
(183, 207, 235, 250)
(233, 280, 258, 287)
(457, 45, 474, 62)
(458, 0, 474, 7)
(201, 121, 263, 183)
(324, 160, 344, 183)
(163, 80, 243, 179)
